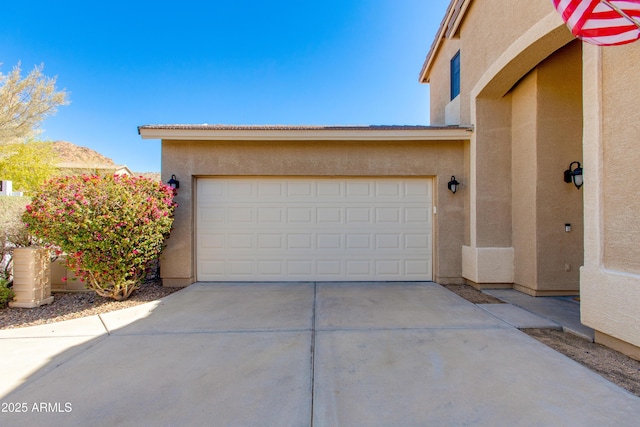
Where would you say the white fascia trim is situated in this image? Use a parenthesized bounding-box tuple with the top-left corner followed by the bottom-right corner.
(138, 128, 473, 142)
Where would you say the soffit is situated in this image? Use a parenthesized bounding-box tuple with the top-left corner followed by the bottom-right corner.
(138, 124, 473, 141)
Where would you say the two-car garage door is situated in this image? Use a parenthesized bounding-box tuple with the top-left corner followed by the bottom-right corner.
(196, 178, 433, 281)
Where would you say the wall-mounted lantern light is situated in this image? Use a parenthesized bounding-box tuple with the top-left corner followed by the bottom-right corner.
(563, 162, 583, 189)
(447, 176, 460, 194)
(167, 174, 180, 190)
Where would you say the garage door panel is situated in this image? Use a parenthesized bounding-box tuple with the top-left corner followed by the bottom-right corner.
(228, 182, 253, 197)
(258, 260, 283, 275)
(287, 207, 313, 223)
(230, 260, 257, 275)
(375, 182, 401, 196)
(257, 181, 283, 197)
(346, 234, 371, 249)
(198, 207, 225, 224)
(345, 208, 371, 223)
(405, 180, 431, 197)
(317, 181, 341, 196)
(200, 233, 225, 249)
(287, 260, 313, 276)
(287, 234, 313, 249)
(257, 207, 283, 223)
(375, 207, 401, 223)
(197, 258, 433, 282)
(405, 234, 429, 249)
(317, 234, 342, 250)
(287, 182, 313, 197)
(317, 260, 342, 276)
(317, 208, 342, 223)
(375, 234, 401, 249)
(375, 260, 401, 275)
(197, 178, 432, 281)
(345, 182, 372, 197)
(258, 234, 284, 249)
(228, 234, 253, 249)
(199, 260, 226, 276)
(346, 260, 371, 275)
(405, 260, 430, 275)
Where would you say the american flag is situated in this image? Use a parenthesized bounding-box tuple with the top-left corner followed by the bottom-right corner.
(552, 0, 640, 45)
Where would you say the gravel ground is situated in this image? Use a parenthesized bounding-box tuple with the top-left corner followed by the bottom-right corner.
(2, 281, 639, 398)
(441, 283, 505, 304)
(0, 280, 180, 329)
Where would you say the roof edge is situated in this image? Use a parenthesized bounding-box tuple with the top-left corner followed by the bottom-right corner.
(419, 0, 472, 83)
(138, 124, 473, 141)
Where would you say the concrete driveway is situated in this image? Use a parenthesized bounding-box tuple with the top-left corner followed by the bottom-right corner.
(1, 282, 639, 426)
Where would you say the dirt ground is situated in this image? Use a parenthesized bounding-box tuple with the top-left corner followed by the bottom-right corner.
(522, 328, 640, 397)
(441, 283, 505, 304)
(441, 283, 640, 398)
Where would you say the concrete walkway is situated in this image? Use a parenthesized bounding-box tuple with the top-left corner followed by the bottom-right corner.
(1, 282, 639, 426)
(483, 288, 594, 340)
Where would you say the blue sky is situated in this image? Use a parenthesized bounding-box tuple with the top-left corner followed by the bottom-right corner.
(1, 0, 450, 172)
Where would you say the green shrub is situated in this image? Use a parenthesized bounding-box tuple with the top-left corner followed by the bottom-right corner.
(0, 278, 13, 307)
(22, 174, 176, 300)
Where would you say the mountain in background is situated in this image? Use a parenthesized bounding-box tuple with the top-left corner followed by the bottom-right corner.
(52, 141, 114, 165)
(51, 141, 160, 181)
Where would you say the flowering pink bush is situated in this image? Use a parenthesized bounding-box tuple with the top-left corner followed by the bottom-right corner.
(23, 174, 176, 300)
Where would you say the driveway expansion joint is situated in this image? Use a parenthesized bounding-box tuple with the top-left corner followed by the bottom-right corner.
(97, 314, 111, 335)
(310, 281, 317, 427)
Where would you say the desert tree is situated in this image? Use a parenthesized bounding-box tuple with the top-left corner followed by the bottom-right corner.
(0, 62, 68, 192)
(0, 62, 69, 144)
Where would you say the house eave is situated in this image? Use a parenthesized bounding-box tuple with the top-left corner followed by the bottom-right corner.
(419, 0, 472, 84)
(138, 125, 473, 142)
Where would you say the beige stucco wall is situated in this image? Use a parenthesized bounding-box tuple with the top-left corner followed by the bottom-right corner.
(535, 41, 583, 292)
(463, 141, 471, 246)
(601, 46, 640, 273)
(511, 69, 539, 289)
(428, 0, 559, 126)
(161, 139, 466, 286)
(510, 41, 583, 294)
(582, 42, 640, 352)
(473, 96, 513, 249)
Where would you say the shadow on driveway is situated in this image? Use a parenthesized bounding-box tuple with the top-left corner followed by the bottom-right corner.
(1, 282, 639, 426)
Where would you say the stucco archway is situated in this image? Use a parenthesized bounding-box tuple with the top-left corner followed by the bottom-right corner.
(472, 12, 575, 99)
(464, 12, 584, 295)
